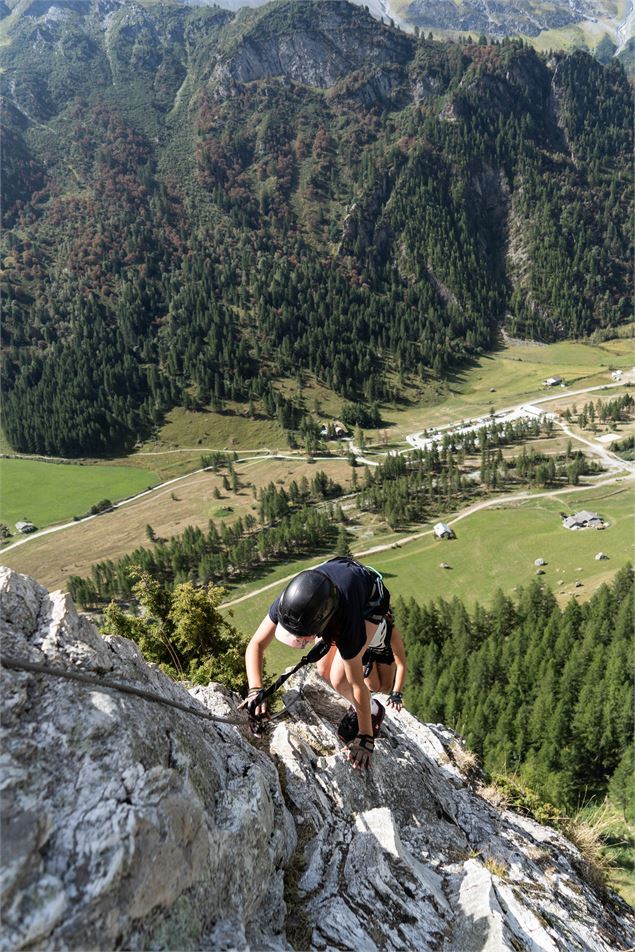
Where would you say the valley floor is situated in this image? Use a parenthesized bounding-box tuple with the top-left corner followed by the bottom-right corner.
(2, 336, 633, 632)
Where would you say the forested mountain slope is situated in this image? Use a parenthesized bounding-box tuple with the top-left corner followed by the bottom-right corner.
(2, 0, 632, 457)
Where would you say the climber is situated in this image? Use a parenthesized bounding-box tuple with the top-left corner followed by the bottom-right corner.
(244, 557, 407, 771)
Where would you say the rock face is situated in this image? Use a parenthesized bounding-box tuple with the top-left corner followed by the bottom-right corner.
(2, 566, 634, 951)
(212, 1, 414, 94)
(0, 567, 294, 951)
(405, 0, 594, 38)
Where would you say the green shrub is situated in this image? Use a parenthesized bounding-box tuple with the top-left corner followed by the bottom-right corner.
(102, 571, 248, 692)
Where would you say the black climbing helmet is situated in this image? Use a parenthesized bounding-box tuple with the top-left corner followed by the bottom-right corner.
(278, 570, 340, 637)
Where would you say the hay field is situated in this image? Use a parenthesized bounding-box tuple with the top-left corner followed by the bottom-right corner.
(1, 459, 159, 531)
(2, 457, 352, 591)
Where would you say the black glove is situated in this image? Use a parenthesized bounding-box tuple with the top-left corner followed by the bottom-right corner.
(345, 734, 374, 770)
(387, 691, 403, 711)
(245, 687, 269, 719)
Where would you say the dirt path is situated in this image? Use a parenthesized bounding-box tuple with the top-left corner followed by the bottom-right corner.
(558, 421, 635, 475)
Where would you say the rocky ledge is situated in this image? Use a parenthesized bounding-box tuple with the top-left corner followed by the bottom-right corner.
(1, 566, 633, 950)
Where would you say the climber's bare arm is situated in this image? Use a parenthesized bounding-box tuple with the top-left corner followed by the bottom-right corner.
(245, 615, 275, 691)
(391, 627, 407, 695)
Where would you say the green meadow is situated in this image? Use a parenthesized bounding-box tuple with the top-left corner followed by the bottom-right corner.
(0, 459, 159, 532)
(224, 482, 634, 656)
(124, 335, 635, 478)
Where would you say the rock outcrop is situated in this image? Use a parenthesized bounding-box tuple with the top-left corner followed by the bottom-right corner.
(2, 566, 634, 951)
(405, 0, 593, 38)
(1, 568, 294, 951)
(211, 1, 414, 95)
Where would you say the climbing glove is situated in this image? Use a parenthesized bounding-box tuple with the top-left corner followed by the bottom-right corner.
(345, 733, 374, 770)
(387, 691, 403, 711)
(245, 687, 269, 720)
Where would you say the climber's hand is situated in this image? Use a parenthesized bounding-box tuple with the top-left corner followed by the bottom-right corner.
(387, 691, 403, 711)
(345, 734, 374, 771)
(244, 687, 269, 720)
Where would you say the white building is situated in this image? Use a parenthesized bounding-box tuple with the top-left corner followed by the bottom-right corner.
(433, 522, 454, 539)
(544, 376, 562, 387)
(611, 370, 622, 381)
(15, 521, 36, 534)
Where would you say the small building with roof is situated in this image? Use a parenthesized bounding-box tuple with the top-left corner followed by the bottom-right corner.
(433, 522, 454, 540)
(562, 511, 605, 530)
(544, 376, 562, 387)
(15, 521, 36, 534)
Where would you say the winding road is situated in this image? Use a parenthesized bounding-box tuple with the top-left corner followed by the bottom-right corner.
(3, 376, 633, 566)
(220, 469, 634, 609)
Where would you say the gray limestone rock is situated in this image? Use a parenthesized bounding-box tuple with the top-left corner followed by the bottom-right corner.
(272, 675, 635, 951)
(1, 566, 633, 951)
(0, 566, 294, 951)
(211, 2, 414, 95)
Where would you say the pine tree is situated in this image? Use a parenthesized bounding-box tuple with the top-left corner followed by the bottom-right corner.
(335, 526, 351, 557)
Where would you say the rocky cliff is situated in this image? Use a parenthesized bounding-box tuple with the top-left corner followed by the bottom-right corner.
(2, 565, 634, 951)
(212, 1, 414, 93)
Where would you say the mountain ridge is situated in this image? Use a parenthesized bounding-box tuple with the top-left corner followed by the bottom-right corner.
(1, 0, 632, 457)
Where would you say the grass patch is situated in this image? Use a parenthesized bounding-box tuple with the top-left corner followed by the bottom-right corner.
(1, 457, 352, 595)
(375, 338, 634, 441)
(359, 484, 634, 611)
(420, 14, 621, 54)
(483, 855, 509, 879)
(0, 458, 159, 531)
(220, 481, 634, 638)
(570, 803, 635, 907)
(131, 406, 294, 463)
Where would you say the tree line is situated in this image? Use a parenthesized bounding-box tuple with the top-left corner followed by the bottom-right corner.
(398, 565, 633, 814)
(68, 502, 341, 607)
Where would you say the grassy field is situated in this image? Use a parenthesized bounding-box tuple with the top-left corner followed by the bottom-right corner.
(222, 481, 634, 642)
(1, 456, 353, 591)
(3, 335, 632, 600)
(126, 408, 298, 479)
(113, 336, 635, 479)
(368, 338, 634, 444)
(575, 802, 635, 908)
(0, 459, 159, 532)
(409, 6, 624, 53)
(3, 335, 631, 479)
